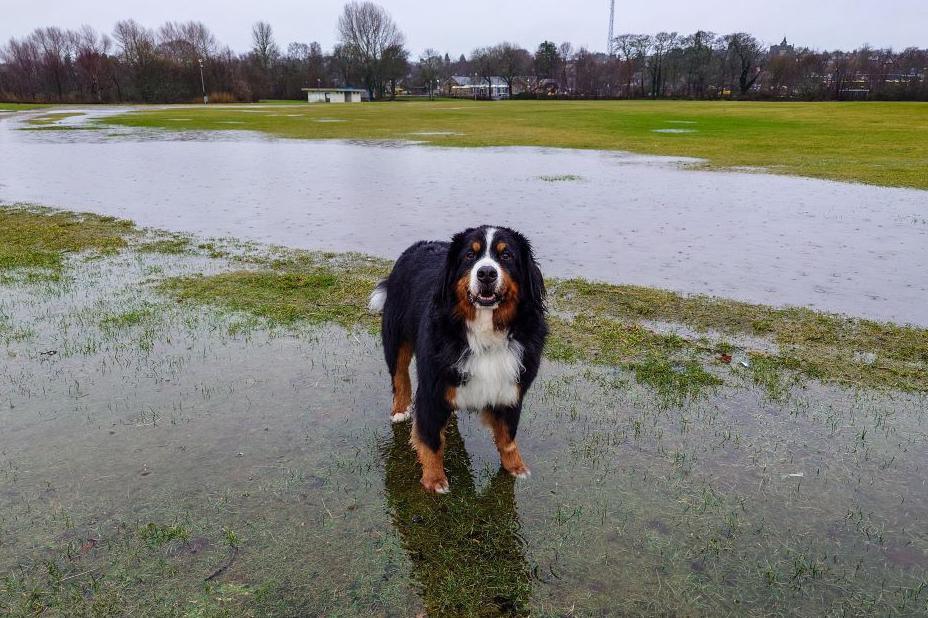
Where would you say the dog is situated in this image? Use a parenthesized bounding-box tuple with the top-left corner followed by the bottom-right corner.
(369, 226, 547, 493)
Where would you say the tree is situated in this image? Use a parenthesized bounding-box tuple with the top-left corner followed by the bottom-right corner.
(336, 1, 407, 100)
(417, 48, 443, 98)
(534, 40, 560, 79)
(496, 42, 530, 97)
(251, 21, 278, 71)
(725, 33, 763, 96)
(471, 46, 500, 98)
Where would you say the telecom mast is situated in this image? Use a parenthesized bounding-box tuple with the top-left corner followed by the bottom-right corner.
(607, 0, 616, 55)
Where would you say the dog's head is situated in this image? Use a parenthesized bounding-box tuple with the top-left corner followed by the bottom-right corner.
(441, 226, 544, 325)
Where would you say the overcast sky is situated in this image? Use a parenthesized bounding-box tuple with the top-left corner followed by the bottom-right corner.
(2, 1, 926, 55)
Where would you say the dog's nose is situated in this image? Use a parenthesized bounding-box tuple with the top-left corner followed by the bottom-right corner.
(476, 266, 498, 283)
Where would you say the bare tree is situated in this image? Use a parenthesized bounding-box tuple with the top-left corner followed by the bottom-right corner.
(496, 42, 530, 97)
(417, 48, 443, 99)
(725, 33, 762, 96)
(251, 21, 278, 71)
(471, 47, 500, 98)
(336, 1, 406, 99)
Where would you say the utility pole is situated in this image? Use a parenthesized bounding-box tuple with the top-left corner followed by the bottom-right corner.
(607, 0, 616, 56)
(198, 58, 208, 104)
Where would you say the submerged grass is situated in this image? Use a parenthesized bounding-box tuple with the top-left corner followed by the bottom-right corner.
(5, 205, 925, 396)
(547, 278, 928, 392)
(160, 253, 928, 395)
(0, 206, 135, 276)
(102, 100, 928, 189)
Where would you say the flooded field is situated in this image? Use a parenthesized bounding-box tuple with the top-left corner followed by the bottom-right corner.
(2, 209, 927, 616)
(1, 108, 926, 325)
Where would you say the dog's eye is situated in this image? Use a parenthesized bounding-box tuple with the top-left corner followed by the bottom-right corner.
(500, 250, 512, 261)
(465, 250, 476, 260)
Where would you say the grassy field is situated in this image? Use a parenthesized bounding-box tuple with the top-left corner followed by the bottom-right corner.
(3, 205, 928, 615)
(0, 103, 47, 111)
(101, 99, 928, 189)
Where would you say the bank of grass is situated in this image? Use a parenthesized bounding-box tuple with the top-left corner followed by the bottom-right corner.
(0, 103, 47, 111)
(0, 206, 135, 277)
(102, 100, 928, 189)
(3, 205, 925, 395)
(163, 254, 928, 396)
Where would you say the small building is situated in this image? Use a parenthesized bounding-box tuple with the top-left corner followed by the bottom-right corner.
(444, 76, 510, 99)
(301, 88, 366, 103)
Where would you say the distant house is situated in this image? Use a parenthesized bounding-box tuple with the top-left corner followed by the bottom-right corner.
(769, 37, 795, 57)
(301, 87, 366, 103)
(444, 75, 510, 99)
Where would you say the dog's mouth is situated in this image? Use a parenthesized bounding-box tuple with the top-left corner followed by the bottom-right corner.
(468, 291, 502, 307)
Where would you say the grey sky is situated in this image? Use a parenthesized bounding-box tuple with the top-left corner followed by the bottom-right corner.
(2, 0, 925, 55)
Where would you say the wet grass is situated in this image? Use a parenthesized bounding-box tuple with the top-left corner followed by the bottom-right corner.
(137, 236, 193, 255)
(0, 206, 135, 278)
(160, 254, 928, 396)
(0, 103, 47, 111)
(101, 100, 928, 189)
(3, 205, 928, 616)
(23, 111, 84, 128)
(548, 278, 928, 393)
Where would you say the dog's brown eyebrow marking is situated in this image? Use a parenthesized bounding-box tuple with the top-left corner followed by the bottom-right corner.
(471, 241, 481, 253)
(496, 242, 508, 253)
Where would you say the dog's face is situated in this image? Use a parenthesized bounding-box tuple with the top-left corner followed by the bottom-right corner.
(443, 226, 544, 323)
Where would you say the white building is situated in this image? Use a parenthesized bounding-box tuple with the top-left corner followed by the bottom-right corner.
(301, 88, 366, 103)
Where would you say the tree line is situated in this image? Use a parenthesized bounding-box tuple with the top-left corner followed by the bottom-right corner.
(2, 1, 926, 103)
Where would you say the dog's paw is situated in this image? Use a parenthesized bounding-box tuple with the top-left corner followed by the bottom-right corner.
(508, 466, 531, 479)
(421, 475, 450, 494)
(390, 404, 413, 423)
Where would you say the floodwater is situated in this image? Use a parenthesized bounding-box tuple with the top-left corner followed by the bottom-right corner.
(2, 245, 927, 615)
(1, 108, 926, 326)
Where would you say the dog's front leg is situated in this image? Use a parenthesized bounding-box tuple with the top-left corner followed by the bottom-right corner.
(410, 389, 453, 493)
(484, 405, 530, 478)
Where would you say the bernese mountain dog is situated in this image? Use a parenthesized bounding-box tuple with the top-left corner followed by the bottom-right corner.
(369, 226, 547, 493)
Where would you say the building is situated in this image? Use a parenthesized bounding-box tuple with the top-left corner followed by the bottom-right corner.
(769, 37, 795, 57)
(301, 88, 366, 103)
(444, 76, 510, 99)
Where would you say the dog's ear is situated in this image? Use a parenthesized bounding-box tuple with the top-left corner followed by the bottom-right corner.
(438, 228, 473, 309)
(513, 230, 545, 306)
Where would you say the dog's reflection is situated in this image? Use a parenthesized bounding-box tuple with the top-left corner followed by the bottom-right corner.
(382, 420, 531, 616)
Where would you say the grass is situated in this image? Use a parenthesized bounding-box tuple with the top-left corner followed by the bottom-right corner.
(0, 103, 47, 111)
(0, 206, 135, 276)
(161, 249, 928, 395)
(4, 204, 925, 397)
(102, 100, 928, 189)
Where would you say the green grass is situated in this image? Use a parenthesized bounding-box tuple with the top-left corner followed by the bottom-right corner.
(0, 206, 135, 275)
(0, 103, 47, 111)
(5, 205, 925, 395)
(160, 252, 928, 395)
(102, 100, 928, 189)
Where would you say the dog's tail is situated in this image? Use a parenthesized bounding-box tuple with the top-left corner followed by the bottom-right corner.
(368, 279, 388, 314)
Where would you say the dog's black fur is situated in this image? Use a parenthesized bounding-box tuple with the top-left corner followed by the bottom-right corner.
(373, 226, 547, 490)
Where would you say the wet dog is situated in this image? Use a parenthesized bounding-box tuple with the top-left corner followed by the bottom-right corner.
(369, 226, 547, 492)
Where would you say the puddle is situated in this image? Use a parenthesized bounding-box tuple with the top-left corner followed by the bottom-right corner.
(315, 118, 347, 123)
(0, 108, 925, 325)
(408, 131, 463, 136)
(1, 242, 927, 614)
(653, 128, 697, 133)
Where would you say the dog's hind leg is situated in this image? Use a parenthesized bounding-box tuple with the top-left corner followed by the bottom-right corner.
(389, 341, 414, 423)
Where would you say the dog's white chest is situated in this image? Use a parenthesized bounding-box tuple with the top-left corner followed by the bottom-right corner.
(453, 310, 523, 411)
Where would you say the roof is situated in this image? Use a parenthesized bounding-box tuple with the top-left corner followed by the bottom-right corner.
(301, 88, 366, 93)
(448, 76, 509, 88)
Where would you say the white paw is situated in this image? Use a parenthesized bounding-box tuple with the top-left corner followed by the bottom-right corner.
(511, 468, 532, 479)
(390, 410, 411, 423)
(434, 483, 450, 494)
